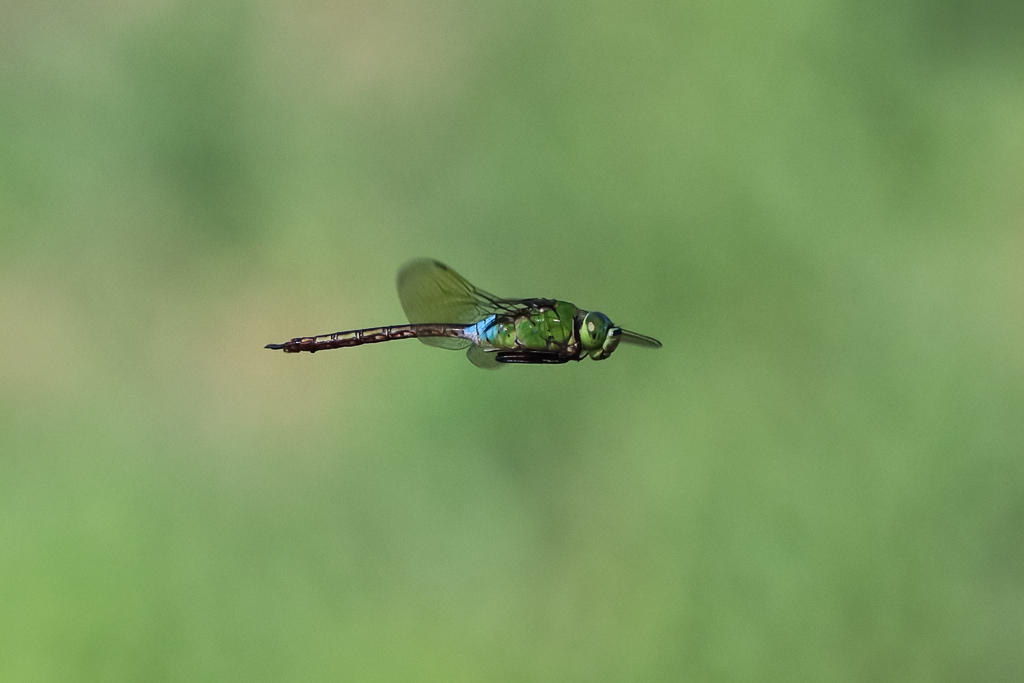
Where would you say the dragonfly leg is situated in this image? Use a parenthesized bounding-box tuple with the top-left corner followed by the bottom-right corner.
(495, 352, 572, 364)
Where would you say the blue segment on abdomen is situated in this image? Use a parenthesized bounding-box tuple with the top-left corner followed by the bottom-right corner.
(468, 315, 496, 345)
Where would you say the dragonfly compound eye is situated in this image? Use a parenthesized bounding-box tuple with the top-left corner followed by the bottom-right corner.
(580, 311, 612, 354)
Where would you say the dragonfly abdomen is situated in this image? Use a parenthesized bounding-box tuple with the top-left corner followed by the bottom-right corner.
(266, 323, 467, 353)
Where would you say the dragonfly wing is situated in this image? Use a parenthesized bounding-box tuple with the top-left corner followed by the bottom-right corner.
(397, 259, 514, 350)
(466, 344, 503, 369)
(619, 329, 662, 348)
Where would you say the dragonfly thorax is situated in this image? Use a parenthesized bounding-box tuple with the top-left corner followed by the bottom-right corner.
(469, 300, 582, 358)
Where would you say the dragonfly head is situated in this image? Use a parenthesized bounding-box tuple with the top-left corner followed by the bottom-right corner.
(579, 311, 622, 360)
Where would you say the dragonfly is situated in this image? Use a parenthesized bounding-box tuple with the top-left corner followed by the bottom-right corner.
(265, 259, 661, 367)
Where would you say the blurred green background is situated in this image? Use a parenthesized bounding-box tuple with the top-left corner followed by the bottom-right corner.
(2, 0, 1023, 681)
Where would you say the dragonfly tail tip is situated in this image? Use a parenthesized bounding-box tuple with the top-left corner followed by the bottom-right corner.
(265, 343, 286, 350)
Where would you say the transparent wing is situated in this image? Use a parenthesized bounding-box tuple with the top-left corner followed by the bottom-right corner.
(620, 329, 662, 348)
(396, 259, 519, 350)
(466, 344, 503, 369)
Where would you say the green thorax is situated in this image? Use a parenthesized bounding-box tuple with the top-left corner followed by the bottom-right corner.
(479, 300, 581, 355)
